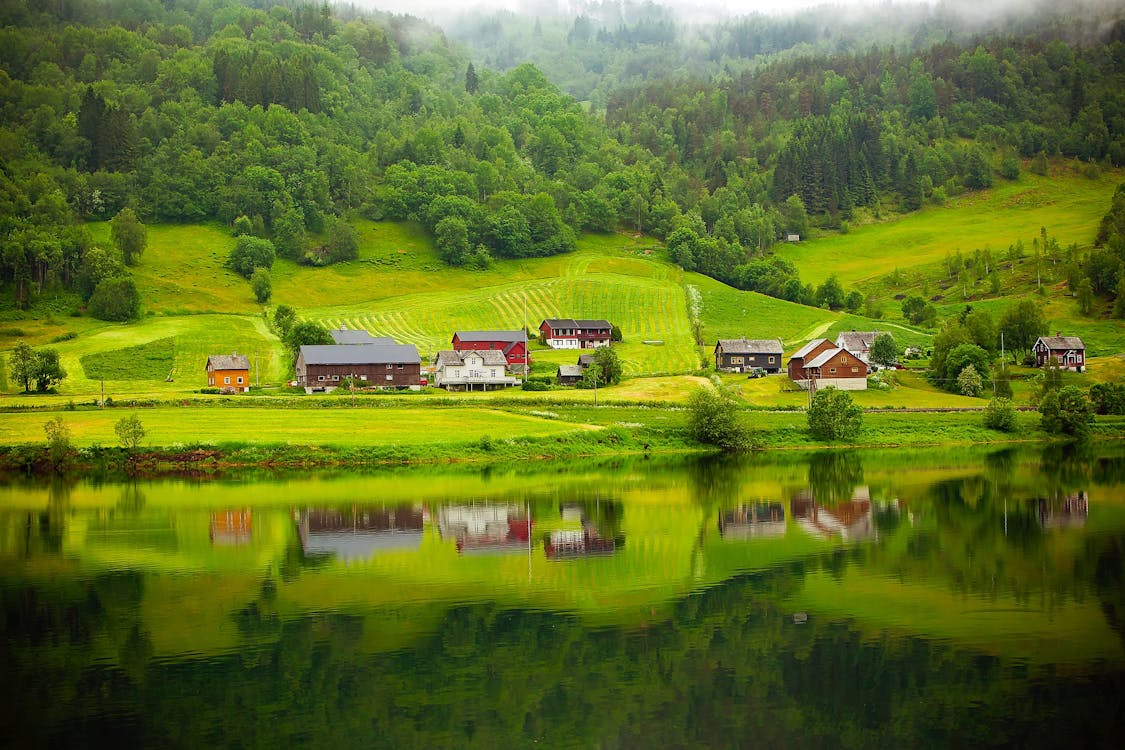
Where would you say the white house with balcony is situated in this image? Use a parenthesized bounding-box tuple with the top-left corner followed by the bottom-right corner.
(432, 349, 519, 391)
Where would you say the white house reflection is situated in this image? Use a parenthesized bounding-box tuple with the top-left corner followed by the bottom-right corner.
(719, 502, 786, 539)
(436, 503, 532, 555)
(298, 505, 424, 561)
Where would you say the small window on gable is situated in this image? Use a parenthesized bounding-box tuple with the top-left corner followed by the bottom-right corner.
(851, 367, 859, 373)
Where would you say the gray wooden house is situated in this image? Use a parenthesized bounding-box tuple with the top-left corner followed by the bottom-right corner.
(714, 338, 784, 373)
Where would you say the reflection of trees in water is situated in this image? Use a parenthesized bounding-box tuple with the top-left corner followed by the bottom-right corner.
(807, 451, 864, 505)
(116, 483, 146, 513)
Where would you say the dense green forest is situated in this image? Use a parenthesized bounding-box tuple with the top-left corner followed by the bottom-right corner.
(1, 0, 1124, 318)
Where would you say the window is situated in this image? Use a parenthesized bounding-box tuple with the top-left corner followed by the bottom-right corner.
(208, 377, 214, 385)
(333, 375, 339, 381)
(829, 367, 837, 374)
(768, 356, 775, 364)
(732, 356, 744, 364)
(236, 377, 243, 384)
(397, 364, 404, 370)
(841, 356, 849, 364)
(386, 364, 393, 369)
(318, 375, 325, 381)
(360, 375, 367, 381)
(851, 367, 859, 373)
(224, 376, 230, 384)
(385, 375, 393, 381)
(490, 369, 496, 377)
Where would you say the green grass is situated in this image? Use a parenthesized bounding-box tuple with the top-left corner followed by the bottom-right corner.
(775, 164, 1123, 287)
(80, 337, 175, 381)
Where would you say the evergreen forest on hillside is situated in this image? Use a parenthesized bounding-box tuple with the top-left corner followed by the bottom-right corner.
(1, 0, 1124, 321)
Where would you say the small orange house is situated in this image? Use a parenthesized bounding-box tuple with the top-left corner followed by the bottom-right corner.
(206, 353, 251, 392)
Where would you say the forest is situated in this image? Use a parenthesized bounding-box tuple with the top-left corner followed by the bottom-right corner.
(1, 0, 1124, 318)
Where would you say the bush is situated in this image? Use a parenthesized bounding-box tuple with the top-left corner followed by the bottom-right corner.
(983, 398, 1017, 432)
(687, 386, 754, 452)
(1090, 383, 1125, 415)
(807, 387, 863, 441)
(1039, 385, 1095, 438)
(228, 236, 276, 278)
(522, 380, 549, 391)
(88, 276, 141, 321)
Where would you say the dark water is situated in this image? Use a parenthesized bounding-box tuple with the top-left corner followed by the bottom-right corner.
(1, 445, 1124, 749)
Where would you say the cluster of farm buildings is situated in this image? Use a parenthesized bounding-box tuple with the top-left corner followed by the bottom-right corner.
(204, 320, 1086, 394)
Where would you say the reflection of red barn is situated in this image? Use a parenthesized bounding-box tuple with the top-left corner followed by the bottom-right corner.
(437, 504, 533, 555)
(790, 489, 873, 539)
(210, 509, 252, 545)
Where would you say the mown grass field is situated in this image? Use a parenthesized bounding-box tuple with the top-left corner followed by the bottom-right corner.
(0, 406, 596, 447)
(775, 164, 1123, 287)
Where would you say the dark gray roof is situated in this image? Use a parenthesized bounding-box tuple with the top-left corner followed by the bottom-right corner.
(1037, 336, 1085, 350)
(435, 350, 508, 367)
(835, 331, 878, 351)
(716, 338, 784, 355)
(577, 354, 595, 367)
(541, 318, 612, 329)
(557, 365, 584, 378)
(207, 354, 250, 370)
(330, 327, 395, 345)
(454, 330, 526, 343)
(300, 343, 420, 366)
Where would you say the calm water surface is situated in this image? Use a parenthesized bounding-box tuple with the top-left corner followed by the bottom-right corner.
(1, 445, 1123, 748)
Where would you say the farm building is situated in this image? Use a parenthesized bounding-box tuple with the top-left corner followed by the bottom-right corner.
(330, 326, 395, 345)
(714, 338, 784, 373)
(834, 331, 880, 364)
(1033, 334, 1086, 372)
(296, 342, 421, 392)
(788, 338, 868, 391)
(577, 353, 595, 369)
(556, 365, 584, 385)
(452, 330, 529, 369)
(206, 353, 251, 392)
(298, 505, 424, 560)
(539, 318, 612, 349)
(432, 350, 518, 391)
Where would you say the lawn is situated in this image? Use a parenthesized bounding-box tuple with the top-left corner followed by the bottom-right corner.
(0, 406, 596, 448)
(775, 164, 1123, 287)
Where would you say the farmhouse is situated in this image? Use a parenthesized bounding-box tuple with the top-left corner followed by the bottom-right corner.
(296, 342, 421, 392)
(452, 330, 529, 369)
(787, 338, 868, 391)
(714, 338, 784, 373)
(206, 353, 251, 392)
(330, 325, 395, 345)
(834, 331, 879, 364)
(297, 505, 424, 560)
(1033, 334, 1086, 372)
(539, 318, 612, 349)
(432, 349, 518, 391)
(556, 365, 584, 385)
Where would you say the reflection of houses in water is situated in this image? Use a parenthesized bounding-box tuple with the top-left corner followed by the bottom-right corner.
(210, 509, 252, 546)
(1035, 491, 1088, 529)
(298, 505, 424, 561)
(719, 503, 786, 539)
(791, 487, 873, 540)
(437, 504, 532, 555)
(545, 503, 624, 560)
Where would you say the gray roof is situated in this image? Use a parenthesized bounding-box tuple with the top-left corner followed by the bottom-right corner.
(434, 350, 508, 367)
(207, 354, 250, 370)
(805, 347, 851, 369)
(1037, 336, 1085, 351)
(541, 318, 612, 329)
(557, 365, 584, 377)
(791, 338, 831, 360)
(577, 354, 596, 367)
(330, 327, 395, 345)
(835, 331, 878, 351)
(716, 338, 784, 355)
(300, 343, 420, 366)
(454, 330, 526, 343)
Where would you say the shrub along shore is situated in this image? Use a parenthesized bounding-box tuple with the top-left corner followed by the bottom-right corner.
(0, 402, 1121, 478)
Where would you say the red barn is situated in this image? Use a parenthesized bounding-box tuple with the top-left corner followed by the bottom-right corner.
(788, 338, 868, 391)
(451, 330, 529, 368)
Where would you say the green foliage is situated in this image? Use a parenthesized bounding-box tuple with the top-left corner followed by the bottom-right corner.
(80, 338, 174, 381)
(110, 207, 147, 266)
(1076, 277, 1094, 315)
(31, 349, 66, 392)
(993, 368, 1013, 399)
(88, 276, 141, 321)
(323, 218, 359, 264)
(115, 414, 146, 450)
(272, 305, 296, 338)
(228, 237, 276, 278)
(983, 398, 1016, 431)
(9, 342, 36, 392)
(1089, 383, 1125, 415)
(687, 386, 753, 452)
(869, 333, 899, 368)
(1038, 385, 1095, 438)
(251, 269, 272, 304)
(807, 387, 863, 441)
(592, 347, 623, 386)
(283, 320, 332, 360)
(999, 300, 1045, 354)
(902, 296, 935, 326)
(42, 415, 73, 469)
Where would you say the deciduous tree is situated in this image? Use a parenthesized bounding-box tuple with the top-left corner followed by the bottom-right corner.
(807, 387, 863, 441)
(110, 207, 147, 266)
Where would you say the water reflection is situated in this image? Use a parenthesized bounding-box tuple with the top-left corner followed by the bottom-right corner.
(0, 446, 1123, 748)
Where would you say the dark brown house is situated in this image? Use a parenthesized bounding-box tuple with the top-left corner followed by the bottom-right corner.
(1033, 334, 1086, 372)
(296, 343, 421, 392)
(714, 338, 784, 373)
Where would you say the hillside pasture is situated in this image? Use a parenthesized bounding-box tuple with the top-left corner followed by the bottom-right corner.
(775, 166, 1122, 287)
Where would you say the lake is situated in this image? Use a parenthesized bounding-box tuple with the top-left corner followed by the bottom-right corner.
(1, 445, 1123, 748)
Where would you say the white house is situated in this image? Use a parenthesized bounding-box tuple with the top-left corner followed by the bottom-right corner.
(432, 350, 518, 391)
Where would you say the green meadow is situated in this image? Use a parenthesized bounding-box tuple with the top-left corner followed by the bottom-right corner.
(775, 164, 1122, 287)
